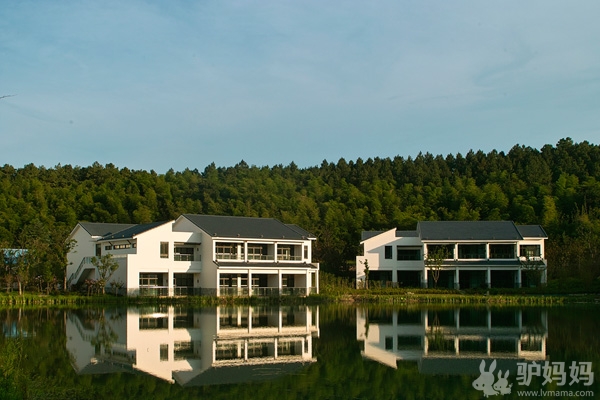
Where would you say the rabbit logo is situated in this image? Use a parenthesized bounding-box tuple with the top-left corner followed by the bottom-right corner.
(472, 360, 511, 397)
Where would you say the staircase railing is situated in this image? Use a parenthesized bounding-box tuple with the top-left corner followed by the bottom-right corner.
(67, 256, 94, 287)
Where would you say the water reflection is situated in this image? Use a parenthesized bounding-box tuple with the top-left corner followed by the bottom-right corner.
(66, 305, 319, 386)
(357, 307, 547, 374)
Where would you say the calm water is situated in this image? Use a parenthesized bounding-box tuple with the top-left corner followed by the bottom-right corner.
(1, 304, 599, 400)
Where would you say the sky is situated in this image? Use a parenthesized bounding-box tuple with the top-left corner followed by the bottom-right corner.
(2, 0, 600, 173)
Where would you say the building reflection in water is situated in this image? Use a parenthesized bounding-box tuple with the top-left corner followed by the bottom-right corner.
(66, 306, 319, 386)
(356, 307, 547, 374)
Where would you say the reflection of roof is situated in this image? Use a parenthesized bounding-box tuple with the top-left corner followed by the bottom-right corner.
(174, 359, 316, 387)
(74, 359, 137, 375)
(182, 214, 313, 240)
(417, 357, 534, 375)
(100, 221, 170, 240)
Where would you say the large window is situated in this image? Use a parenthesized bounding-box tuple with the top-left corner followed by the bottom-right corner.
(489, 244, 515, 259)
(216, 243, 238, 259)
(458, 244, 486, 259)
(247, 244, 267, 260)
(427, 244, 454, 259)
(174, 246, 194, 261)
(160, 242, 169, 258)
(174, 341, 200, 361)
(140, 273, 159, 287)
(520, 245, 541, 258)
(397, 247, 421, 260)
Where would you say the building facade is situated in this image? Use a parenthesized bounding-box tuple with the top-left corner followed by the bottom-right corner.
(356, 221, 547, 289)
(66, 214, 319, 296)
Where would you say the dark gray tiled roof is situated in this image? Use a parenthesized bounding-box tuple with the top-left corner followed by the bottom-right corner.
(361, 231, 385, 241)
(516, 225, 548, 238)
(101, 221, 170, 240)
(79, 222, 136, 237)
(285, 224, 317, 239)
(396, 230, 419, 237)
(417, 221, 524, 241)
(182, 214, 311, 240)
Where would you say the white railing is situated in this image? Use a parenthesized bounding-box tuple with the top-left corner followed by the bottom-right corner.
(68, 257, 94, 286)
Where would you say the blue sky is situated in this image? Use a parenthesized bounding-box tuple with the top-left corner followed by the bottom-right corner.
(2, 1, 600, 173)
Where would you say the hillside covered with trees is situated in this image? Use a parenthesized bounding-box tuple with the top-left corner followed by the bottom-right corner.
(1, 137, 599, 291)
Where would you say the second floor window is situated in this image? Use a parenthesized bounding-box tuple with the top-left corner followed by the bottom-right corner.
(397, 248, 421, 260)
(384, 246, 393, 259)
(520, 245, 541, 258)
(160, 242, 169, 258)
(216, 243, 237, 259)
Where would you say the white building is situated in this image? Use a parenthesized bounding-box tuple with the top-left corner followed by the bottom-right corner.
(356, 221, 547, 289)
(66, 214, 319, 296)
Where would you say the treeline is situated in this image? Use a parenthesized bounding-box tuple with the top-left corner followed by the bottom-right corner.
(1, 137, 600, 290)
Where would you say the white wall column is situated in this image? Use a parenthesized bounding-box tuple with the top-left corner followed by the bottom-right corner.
(455, 268, 460, 290)
(248, 270, 253, 296)
(516, 269, 522, 289)
(168, 270, 174, 297)
(486, 268, 491, 289)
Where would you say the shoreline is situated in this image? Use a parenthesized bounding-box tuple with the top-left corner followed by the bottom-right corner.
(1, 291, 598, 307)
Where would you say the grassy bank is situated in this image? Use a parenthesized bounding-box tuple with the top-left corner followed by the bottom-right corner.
(1, 290, 596, 308)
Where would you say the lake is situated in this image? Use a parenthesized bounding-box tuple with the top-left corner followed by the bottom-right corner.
(1, 304, 599, 399)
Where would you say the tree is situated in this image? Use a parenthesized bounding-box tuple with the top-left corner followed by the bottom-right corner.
(425, 245, 451, 288)
(359, 259, 370, 290)
(90, 254, 119, 295)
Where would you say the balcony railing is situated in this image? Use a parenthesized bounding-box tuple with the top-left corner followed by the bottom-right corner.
(174, 254, 194, 261)
(277, 255, 302, 261)
(219, 286, 312, 296)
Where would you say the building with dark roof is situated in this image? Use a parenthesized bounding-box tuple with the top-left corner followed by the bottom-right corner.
(67, 215, 319, 297)
(356, 221, 547, 289)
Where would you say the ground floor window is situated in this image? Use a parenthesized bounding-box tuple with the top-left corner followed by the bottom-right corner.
(140, 273, 159, 287)
(174, 273, 193, 287)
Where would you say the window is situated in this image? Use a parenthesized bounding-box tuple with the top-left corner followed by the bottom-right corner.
(397, 248, 421, 260)
(174, 246, 194, 261)
(247, 245, 266, 260)
(174, 341, 200, 361)
(384, 246, 393, 259)
(489, 244, 515, 259)
(113, 244, 131, 250)
(105, 245, 112, 250)
(520, 245, 541, 258)
(427, 244, 454, 259)
(160, 242, 169, 258)
(140, 273, 159, 287)
(458, 244, 486, 259)
(278, 246, 297, 260)
(304, 245, 309, 259)
(160, 344, 168, 361)
(139, 316, 167, 330)
(216, 243, 238, 259)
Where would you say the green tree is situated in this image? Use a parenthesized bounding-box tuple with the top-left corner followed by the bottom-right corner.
(90, 254, 119, 295)
(425, 245, 451, 288)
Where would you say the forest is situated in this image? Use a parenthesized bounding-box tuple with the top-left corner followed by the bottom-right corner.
(1, 137, 600, 292)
